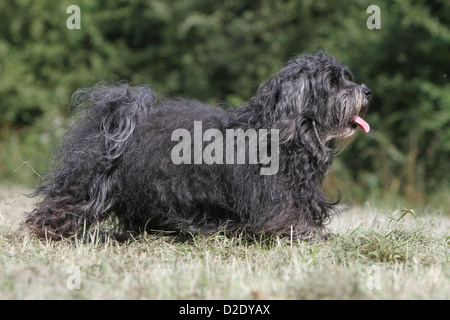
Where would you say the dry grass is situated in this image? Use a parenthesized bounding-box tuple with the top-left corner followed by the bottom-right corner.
(0, 185, 448, 299)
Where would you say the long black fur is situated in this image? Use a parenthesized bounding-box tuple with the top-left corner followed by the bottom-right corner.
(26, 51, 371, 240)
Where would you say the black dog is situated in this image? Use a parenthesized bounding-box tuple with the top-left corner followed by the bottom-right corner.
(26, 51, 371, 240)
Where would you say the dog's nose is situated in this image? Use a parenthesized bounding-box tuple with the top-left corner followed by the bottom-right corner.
(363, 86, 372, 98)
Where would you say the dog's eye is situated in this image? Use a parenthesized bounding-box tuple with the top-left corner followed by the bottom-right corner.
(329, 77, 338, 87)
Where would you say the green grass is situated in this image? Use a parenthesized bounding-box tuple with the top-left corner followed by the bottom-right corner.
(0, 185, 449, 299)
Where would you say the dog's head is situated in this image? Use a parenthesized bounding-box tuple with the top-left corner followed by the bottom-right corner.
(253, 51, 371, 145)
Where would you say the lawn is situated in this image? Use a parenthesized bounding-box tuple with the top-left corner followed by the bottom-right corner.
(0, 185, 448, 299)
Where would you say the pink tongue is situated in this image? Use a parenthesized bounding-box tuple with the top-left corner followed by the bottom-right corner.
(352, 115, 370, 133)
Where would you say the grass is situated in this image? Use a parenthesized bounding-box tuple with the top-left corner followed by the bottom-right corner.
(0, 185, 449, 299)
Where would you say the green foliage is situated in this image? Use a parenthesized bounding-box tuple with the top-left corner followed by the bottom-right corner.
(0, 0, 448, 208)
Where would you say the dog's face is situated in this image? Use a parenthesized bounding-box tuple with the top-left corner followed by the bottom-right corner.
(254, 51, 371, 144)
(320, 61, 371, 141)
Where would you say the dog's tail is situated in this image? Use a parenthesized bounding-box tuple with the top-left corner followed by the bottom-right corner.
(70, 82, 155, 164)
(25, 82, 156, 240)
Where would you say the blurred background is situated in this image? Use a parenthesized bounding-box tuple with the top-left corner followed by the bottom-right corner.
(0, 0, 448, 212)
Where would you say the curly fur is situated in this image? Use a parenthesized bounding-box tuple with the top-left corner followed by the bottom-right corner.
(25, 51, 371, 240)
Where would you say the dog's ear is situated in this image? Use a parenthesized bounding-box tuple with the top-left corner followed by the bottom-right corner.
(253, 77, 281, 117)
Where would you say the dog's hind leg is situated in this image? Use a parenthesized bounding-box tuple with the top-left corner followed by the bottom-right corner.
(25, 83, 156, 240)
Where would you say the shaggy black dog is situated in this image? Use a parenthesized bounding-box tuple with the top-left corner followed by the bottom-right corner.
(26, 51, 371, 240)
